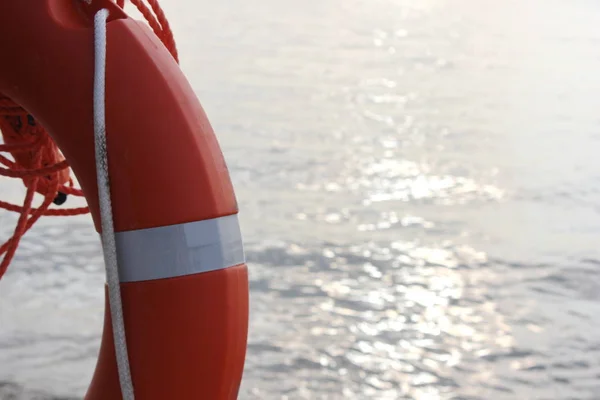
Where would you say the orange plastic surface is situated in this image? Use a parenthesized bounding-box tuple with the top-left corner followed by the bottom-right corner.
(0, 1, 248, 398)
(87, 264, 249, 399)
(0, 0, 238, 232)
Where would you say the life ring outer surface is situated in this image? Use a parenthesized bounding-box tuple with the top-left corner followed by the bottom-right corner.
(0, 1, 249, 399)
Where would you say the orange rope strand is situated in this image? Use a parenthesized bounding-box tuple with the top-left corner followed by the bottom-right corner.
(0, 0, 178, 279)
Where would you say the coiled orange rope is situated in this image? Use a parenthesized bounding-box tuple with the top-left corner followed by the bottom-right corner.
(0, 0, 178, 279)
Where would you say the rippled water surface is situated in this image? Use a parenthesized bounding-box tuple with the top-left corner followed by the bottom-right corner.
(2, 0, 600, 399)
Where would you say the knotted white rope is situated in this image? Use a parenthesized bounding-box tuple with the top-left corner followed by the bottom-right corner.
(92, 7, 135, 400)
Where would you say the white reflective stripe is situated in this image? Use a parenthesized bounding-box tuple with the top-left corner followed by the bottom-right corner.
(115, 214, 245, 283)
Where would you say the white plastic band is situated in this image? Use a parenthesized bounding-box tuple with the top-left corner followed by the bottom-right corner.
(115, 214, 245, 283)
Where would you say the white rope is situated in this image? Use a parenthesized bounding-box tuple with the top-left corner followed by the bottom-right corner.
(93, 8, 136, 400)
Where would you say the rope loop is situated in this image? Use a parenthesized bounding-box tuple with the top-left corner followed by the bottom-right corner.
(0, 0, 178, 277)
(1, 0, 180, 397)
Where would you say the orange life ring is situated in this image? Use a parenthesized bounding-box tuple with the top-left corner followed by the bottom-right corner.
(0, 1, 249, 399)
